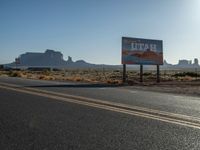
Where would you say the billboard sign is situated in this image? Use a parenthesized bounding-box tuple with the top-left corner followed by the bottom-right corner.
(122, 37, 163, 65)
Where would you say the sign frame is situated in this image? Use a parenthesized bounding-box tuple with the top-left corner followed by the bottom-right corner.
(122, 37, 163, 65)
(121, 37, 163, 83)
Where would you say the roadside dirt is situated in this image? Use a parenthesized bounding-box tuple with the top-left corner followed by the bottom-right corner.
(125, 81, 200, 97)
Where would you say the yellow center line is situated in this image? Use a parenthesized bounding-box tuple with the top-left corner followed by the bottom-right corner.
(0, 82, 200, 129)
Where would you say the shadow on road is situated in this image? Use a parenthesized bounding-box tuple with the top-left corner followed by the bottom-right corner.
(26, 83, 123, 88)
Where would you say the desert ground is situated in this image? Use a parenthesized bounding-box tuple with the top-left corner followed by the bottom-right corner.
(0, 69, 200, 96)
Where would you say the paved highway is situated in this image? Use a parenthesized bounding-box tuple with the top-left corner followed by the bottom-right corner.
(1, 77, 200, 117)
(0, 76, 200, 149)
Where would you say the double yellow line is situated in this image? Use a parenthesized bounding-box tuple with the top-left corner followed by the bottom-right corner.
(1, 82, 200, 129)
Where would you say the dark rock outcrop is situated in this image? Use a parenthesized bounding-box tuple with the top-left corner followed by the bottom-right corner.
(5, 49, 97, 69)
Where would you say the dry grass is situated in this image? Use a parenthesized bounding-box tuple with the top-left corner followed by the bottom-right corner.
(0, 69, 200, 85)
(1, 69, 200, 96)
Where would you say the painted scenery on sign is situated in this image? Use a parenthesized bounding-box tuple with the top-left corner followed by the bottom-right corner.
(122, 37, 163, 65)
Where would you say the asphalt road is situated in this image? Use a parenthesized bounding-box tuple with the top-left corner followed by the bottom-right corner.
(1, 77, 200, 149)
(1, 77, 200, 117)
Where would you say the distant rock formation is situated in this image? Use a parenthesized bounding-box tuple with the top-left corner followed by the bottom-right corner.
(4, 49, 118, 69)
(18, 49, 66, 66)
(5, 49, 98, 69)
(3, 49, 200, 70)
(163, 60, 172, 67)
(175, 59, 199, 68)
(194, 58, 199, 66)
(67, 56, 73, 64)
(162, 58, 199, 69)
(178, 59, 192, 66)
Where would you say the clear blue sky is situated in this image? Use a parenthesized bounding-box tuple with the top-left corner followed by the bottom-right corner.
(0, 0, 199, 65)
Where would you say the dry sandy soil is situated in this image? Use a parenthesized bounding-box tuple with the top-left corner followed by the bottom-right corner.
(0, 70, 200, 97)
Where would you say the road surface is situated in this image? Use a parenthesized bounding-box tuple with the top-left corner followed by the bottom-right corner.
(0, 76, 200, 150)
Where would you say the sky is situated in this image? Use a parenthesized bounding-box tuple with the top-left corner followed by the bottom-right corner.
(0, 0, 200, 65)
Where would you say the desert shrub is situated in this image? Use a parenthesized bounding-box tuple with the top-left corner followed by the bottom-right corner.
(8, 71, 22, 77)
(27, 74, 33, 78)
(94, 70, 99, 76)
(181, 76, 193, 81)
(0, 71, 8, 77)
(74, 77, 82, 82)
(109, 75, 121, 79)
(113, 70, 120, 73)
(143, 72, 152, 76)
(173, 72, 200, 77)
(42, 70, 51, 76)
(128, 71, 137, 74)
(82, 70, 89, 74)
(38, 75, 55, 80)
(106, 79, 121, 84)
(39, 75, 46, 80)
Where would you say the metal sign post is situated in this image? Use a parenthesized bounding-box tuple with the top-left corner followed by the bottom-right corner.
(122, 64, 126, 83)
(140, 65, 143, 82)
(157, 65, 160, 83)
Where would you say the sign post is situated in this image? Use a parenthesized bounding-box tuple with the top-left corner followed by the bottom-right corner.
(122, 64, 126, 83)
(157, 65, 160, 83)
(122, 37, 163, 83)
(140, 65, 143, 82)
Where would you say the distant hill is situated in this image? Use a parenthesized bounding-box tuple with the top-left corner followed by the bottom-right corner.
(4, 49, 117, 69)
(162, 59, 200, 69)
(3, 49, 200, 70)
